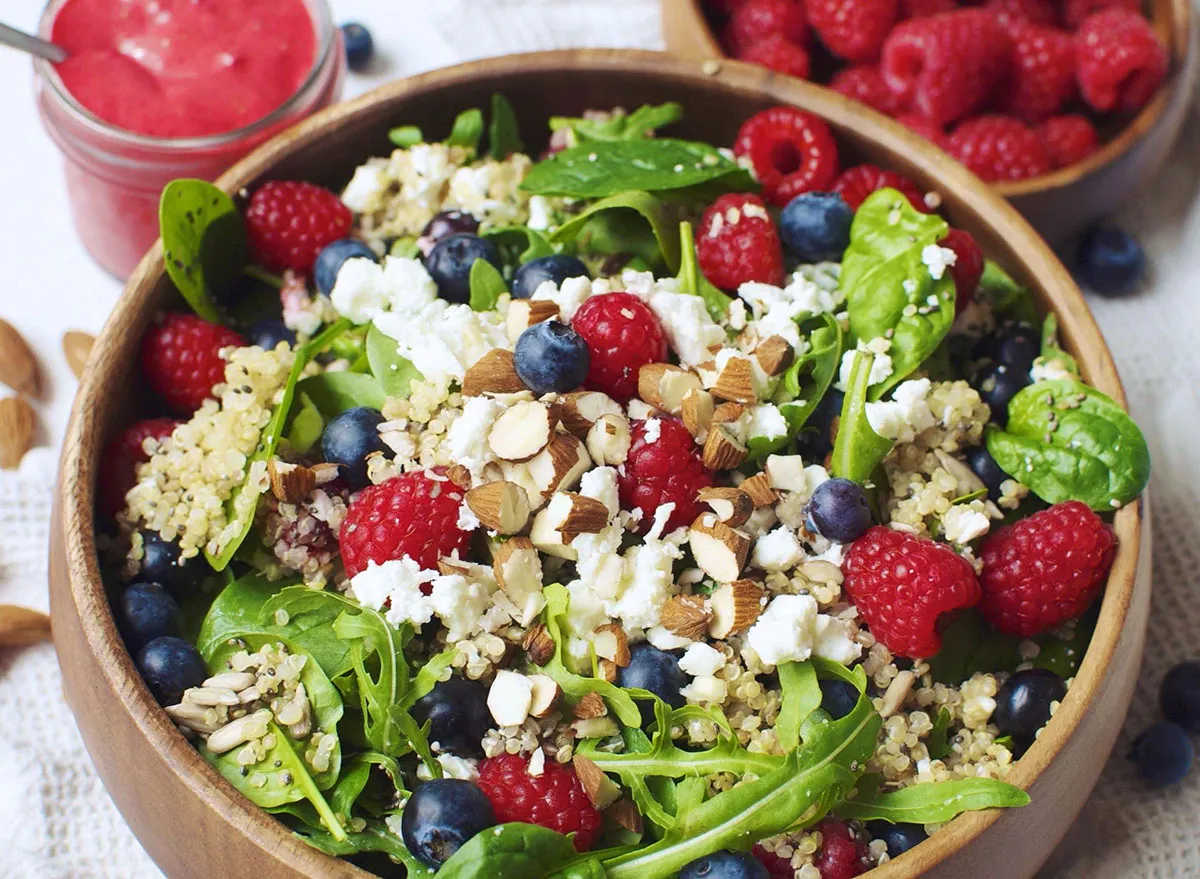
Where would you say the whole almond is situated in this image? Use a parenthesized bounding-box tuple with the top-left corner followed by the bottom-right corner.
(0, 318, 38, 396)
(62, 331, 96, 380)
(0, 396, 35, 469)
(0, 605, 51, 647)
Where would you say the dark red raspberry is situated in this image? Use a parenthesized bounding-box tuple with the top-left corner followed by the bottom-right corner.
(1062, 0, 1138, 29)
(571, 292, 669, 402)
(900, 0, 957, 20)
(940, 228, 984, 311)
(979, 500, 1116, 637)
(734, 106, 841, 206)
(97, 418, 181, 519)
(946, 115, 1052, 181)
(986, 0, 1058, 31)
(738, 32, 813, 78)
(881, 9, 1013, 126)
(893, 112, 949, 148)
(339, 469, 472, 578)
(843, 525, 982, 658)
(476, 753, 602, 852)
(1075, 9, 1168, 113)
(139, 313, 246, 414)
(697, 193, 786, 290)
(725, 0, 809, 52)
(753, 844, 795, 879)
(997, 23, 1077, 123)
(830, 66, 905, 115)
(805, 0, 899, 62)
(617, 418, 714, 533)
(833, 164, 930, 212)
(245, 180, 353, 273)
(815, 819, 870, 879)
(1037, 115, 1101, 168)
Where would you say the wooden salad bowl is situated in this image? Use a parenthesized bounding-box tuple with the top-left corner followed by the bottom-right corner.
(49, 50, 1149, 879)
(662, 0, 1197, 243)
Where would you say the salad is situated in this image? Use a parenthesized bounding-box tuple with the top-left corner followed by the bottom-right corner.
(101, 96, 1151, 879)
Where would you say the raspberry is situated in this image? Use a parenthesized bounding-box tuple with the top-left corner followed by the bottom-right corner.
(571, 293, 669, 402)
(900, 0, 957, 19)
(725, 0, 809, 53)
(830, 66, 905, 115)
(881, 9, 1013, 126)
(1075, 9, 1168, 113)
(997, 23, 1077, 123)
(734, 106, 841, 206)
(617, 418, 714, 533)
(753, 845, 795, 879)
(339, 469, 472, 577)
(139, 313, 246, 414)
(814, 819, 870, 879)
(805, 0, 899, 62)
(697, 193, 786, 290)
(940, 228, 984, 311)
(245, 180, 353, 273)
(843, 526, 982, 658)
(832, 164, 929, 212)
(1037, 115, 1101, 168)
(738, 32, 813, 78)
(979, 500, 1116, 637)
(476, 753, 602, 852)
(1062, 0, 1138, 29)
(946, 115, 1052, 181)
(986, 0, 1058, 31)
(893, 112, 948, 147)
(97, 418, 181, 519)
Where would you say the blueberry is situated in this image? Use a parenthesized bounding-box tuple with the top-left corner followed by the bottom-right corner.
(820, 678, 860, 720)
(965, 445, 1010, 500)
(411, 677, 492, 756)
(115, 582, 182, 650)
(400, 778, 496, 867)
(321, 407, 386, 489)
(511, 254, 590, 299)
(806, 477, 872, 544)
(680, 849, 769, 879)
(867, 822, 927, 858)
(340, 22, 374, 72)
(513, 320, 590, 396)
(135, 636, 208, 705)
(1161, 661, 1200, 732)
(619, 643, 687, 725)
(1076, 225, 1144, 297)
(779, 192, 854, 263)
(418, 211, 481, 256)
(314, 238, 377, 297)
(248, 319, 297, 351)
(139, 531, 205, 594)
(1129, 721, 1194, 788)
(425, 234, 503, 304)
(994, 322, 1040, 372)
(971, 362, 1030, 426)
(993, 668, 1067, 752)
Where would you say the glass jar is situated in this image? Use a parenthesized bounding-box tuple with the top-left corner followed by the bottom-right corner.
(33, 0, 346, 280)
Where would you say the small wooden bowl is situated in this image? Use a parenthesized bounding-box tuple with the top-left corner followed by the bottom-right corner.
(663, 0, 1197, 243)
(50, 50, 1149, 879)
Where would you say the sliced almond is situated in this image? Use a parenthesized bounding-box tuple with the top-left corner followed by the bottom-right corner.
(638, 363, 703, 415)
(437, 557, 495, 581)
(753, 335, 795, 377)
(608, 799, 644, 835)
(523, 623, 555, 666)
(506, 299, 560, 343)
(708, 580, 765, 638)
(528, 674, 563, 718)
(573, 691, 608, 720)
(879, 670, 915, 718)
(311, 461, 341, 486)
(445, 463, 472, 489)
(689, 514, 751, 583)
(592, 623, 631, 667)
(267, 459, 316, 504)
(697, 487, 753, 528)
(597, 659, 619, 683)
(526, 432, 591, 501)
(712, 357, 757, 403)
(574, 755, 621, 809)
(491, 536, 544, 624)
(585, 413, 631, 466)
(554, 493, 610, 534)
(711, 401, 746, 424)
(739, 472, 779, 507)
(702, 424, 747, 470)
(0, 319, 38, 396)
(488, 670, 534, 728)
(660, 594, 712, 641)
(530, 503, 578, 560)
(557, 390, 623, 438)
(681, 388, 714, 440)
(466, 481, 531, 534)
(0, 605, 51, 647)
(62, 330, 95, 380)
(0, 397, 35, 470)
(462, 349, 527, 396)
(488, 401, 556, 462)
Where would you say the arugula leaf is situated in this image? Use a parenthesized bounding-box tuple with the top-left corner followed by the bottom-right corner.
(986, 378, 1151, 510)
(286, 392, 324, 455)
(365, 322, 422, 398)
(521, 140, 754, 200)
(484, 225, 555, 265)
(388, 125, 424, 148)
(840, 189, 955, 398)
(830, 351, 895, 484)
(549, 103, 684, 144)
(489, 93, 524, 160)
(160, 179, 247, 323)
(447, 108, 485, 152)
(675, 222, 731, 321)
(294, 371, 387, 417)
(777, 661, 821, 752)
(296, 821, 433, 873)
(775, 312, 843, 435)
(436, 823, 578, 879)
(978, 260, 1039, 326)
(469, 258, 510, 311)
(838, 777, 1029, 823)
(551, 192, 682, 274)
(926, 708, 953, 760)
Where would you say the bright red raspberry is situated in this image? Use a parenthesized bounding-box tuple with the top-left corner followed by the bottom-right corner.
(1075, 9, 1168, 113)
(139, 313, 246, 414)
(97, 418, 181, 519)
(1037, 115, 1101, 168)
(940, 228, 984, 311)
(697, 193, 786, 290)
(725, 0, 809, 52)
(815, 819, 870, 879)
(753, 845, 795, 879)
(1062, 0, 1138, 29)
(986, 0, 1058, 31)
(946, 115, 1052, 181)
(734, 106, 841, 206)
(805, 0, 899, 62)
(843, 526, 982, 658)
(830, 66, 905, 115)
(618, 418, 714, 533)
(738, 32, 813, 78)
(997, 23, 1077, 123)
(571, 293, 669, 402)
(881, 9, 1013, 126)
(833, 164, 930, 212)
(245, 180, 353, 273)
(900, 0, 957, 19)
(476, 753, 602, 852)
(339, 470, 472, 577)
(893, 112, 949, 148)
(979, 501, 1116, 637)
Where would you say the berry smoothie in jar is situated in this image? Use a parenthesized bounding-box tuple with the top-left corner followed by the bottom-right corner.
(34, 0, 345, 279)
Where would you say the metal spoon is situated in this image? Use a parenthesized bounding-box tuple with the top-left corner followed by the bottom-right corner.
(0, 22, 67, 63)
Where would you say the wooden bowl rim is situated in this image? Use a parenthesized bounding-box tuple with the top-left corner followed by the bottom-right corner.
(56, 49, 1145, 879)
(670, 0, 1194, 199)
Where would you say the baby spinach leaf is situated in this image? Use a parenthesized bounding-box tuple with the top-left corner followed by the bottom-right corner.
(1037, 313, 1080, 376)
(978, 260, 1039, 326)
(436, 823, 579, 879)
(294, 370, 387, 417)
(388, 125, 424, 148)
(840, 189, 955, 398)
(925, 611, 1021, 684)
(837, 777, 1029, 823)
(489, 93, 524, 160)
(675, 222, 731, 321)
(296, 821, 432, 873)
(1033, 605, 1098, 679)
(521, 139, 754, 200)
(777, 661, 821, 752)
(160, 179, 247, 323)
(774, 312, 843, 435)
(447, 108, 485, 153)
(549, 103, 684, 143)
(986, 378, 1151, 510)
(484, 225, 555, 265)
(551, 192, 682, 274)
(286, 392, 324, 455)
(470, 258, 510, 312)
(926, 708, 953, 760)
(365, 322, 422, 398)
(830, 351, 894, 484)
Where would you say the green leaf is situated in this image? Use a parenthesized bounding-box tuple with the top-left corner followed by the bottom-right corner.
(551, 191, 682, 274)
(1035, 312, 1080, 377)
(521, 139, 754, 200)
(979, 260, 1039, 326)
(447, 108, 485, 152)
(675, 222, 731, 321)
(986, 378, 1151, 510)
(775, 312, 843, 436)
(469, 258, 510, 311)
(483, 225, 555, 265)
(549, 103, 684, 144)
(365, 322, 422, 398)
(926, 708, 953, 760)
(830, 351, 895, 484)
(160, 179, 247, 323)
(286, 393, 324, 455)
(294, 370, 386, 418)
(1033, 605, 1099, 679)
(925, 611, 1021, 684)
(389, 125, 425, 148)
(296, 821, 434, 874)
(777, 661, 821, 752)
(838, 777, 1029, 824)
(437, 823, 578, 879)
(840, 189, 955, 398)
(489, 93, 524, 160)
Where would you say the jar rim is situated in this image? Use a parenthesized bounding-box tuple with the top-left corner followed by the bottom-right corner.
(34, 0, 340, 152)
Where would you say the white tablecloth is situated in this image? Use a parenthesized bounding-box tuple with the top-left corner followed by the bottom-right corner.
(0, 1, 1197, 876)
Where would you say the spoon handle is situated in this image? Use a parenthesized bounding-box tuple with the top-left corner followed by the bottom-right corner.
(0, 22, 68, 64)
